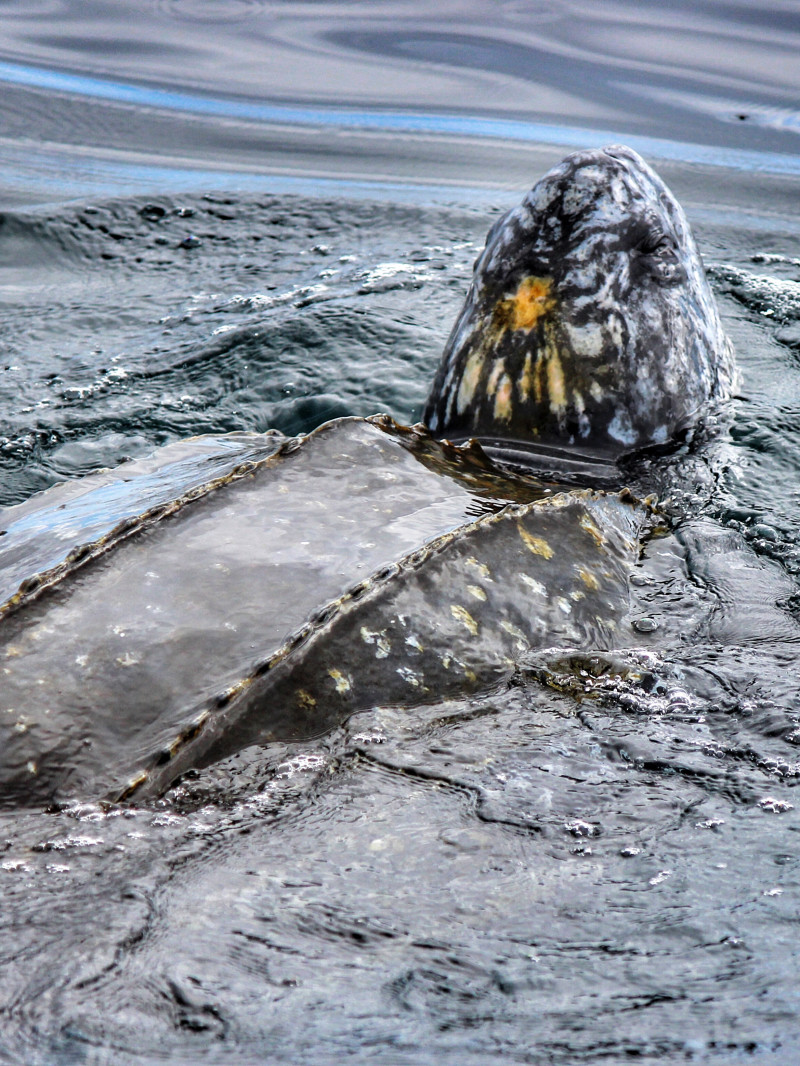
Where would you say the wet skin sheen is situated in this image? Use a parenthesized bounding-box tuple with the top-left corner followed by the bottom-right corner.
(0, 146, 735, 804)
(424, 145, 736, 463)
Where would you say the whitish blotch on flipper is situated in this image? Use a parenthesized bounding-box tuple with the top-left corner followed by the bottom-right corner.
(424, 145, 737, 462)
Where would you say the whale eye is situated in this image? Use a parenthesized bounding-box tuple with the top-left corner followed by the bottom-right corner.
(638, 230, 673, 256)
(634, 230, 684, 284)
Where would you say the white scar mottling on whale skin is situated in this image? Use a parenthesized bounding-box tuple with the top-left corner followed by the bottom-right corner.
(525, 179, 559, 215)
(485, 207, 527, 271)
(607, 410, 637, 445)
(606, 314, 624, 347)
(561, 167, 605, 214)
(610, 175, 628, 205)
(572, 389, 592, 438)
(564, 262, 600, 293)
(591, 269, 626, 312)
(564, 321, 605, 359)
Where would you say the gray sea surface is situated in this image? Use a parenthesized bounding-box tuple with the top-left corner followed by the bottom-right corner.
(1, 2, 800, 1063)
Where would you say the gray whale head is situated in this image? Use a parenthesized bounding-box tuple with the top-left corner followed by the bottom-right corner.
(423, 145, 736, 463)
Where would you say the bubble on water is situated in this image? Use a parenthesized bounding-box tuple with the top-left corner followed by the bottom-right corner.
(33, 836, 103, 851)
(758, 796, 794, 813)
(649, 870, 671, 886)
(1, 859, 30, 873)
(275, 753, 327, 780)
(139, 204, 167, 223)
(711, 264, 800, 325)
(565, 819, 599, 838)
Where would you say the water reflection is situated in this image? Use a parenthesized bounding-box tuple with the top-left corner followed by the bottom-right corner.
(0, 2, 800, 1062)
(0, 0, 799, 176)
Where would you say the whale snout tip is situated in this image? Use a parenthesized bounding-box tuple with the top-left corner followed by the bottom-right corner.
(422, 145, 736, 461)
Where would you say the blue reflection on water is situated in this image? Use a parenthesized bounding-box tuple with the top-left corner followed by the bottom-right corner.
(0, 141, 507, 202)
(2, 59, 800, 176)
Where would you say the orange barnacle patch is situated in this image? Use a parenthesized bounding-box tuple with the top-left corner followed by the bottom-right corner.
(496, 276, 555, 333)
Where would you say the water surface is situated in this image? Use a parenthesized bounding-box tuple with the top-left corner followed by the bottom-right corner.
(1, 3, 800, 1063)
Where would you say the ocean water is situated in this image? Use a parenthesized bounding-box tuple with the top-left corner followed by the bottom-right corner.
(1, 2, 800, 1062)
